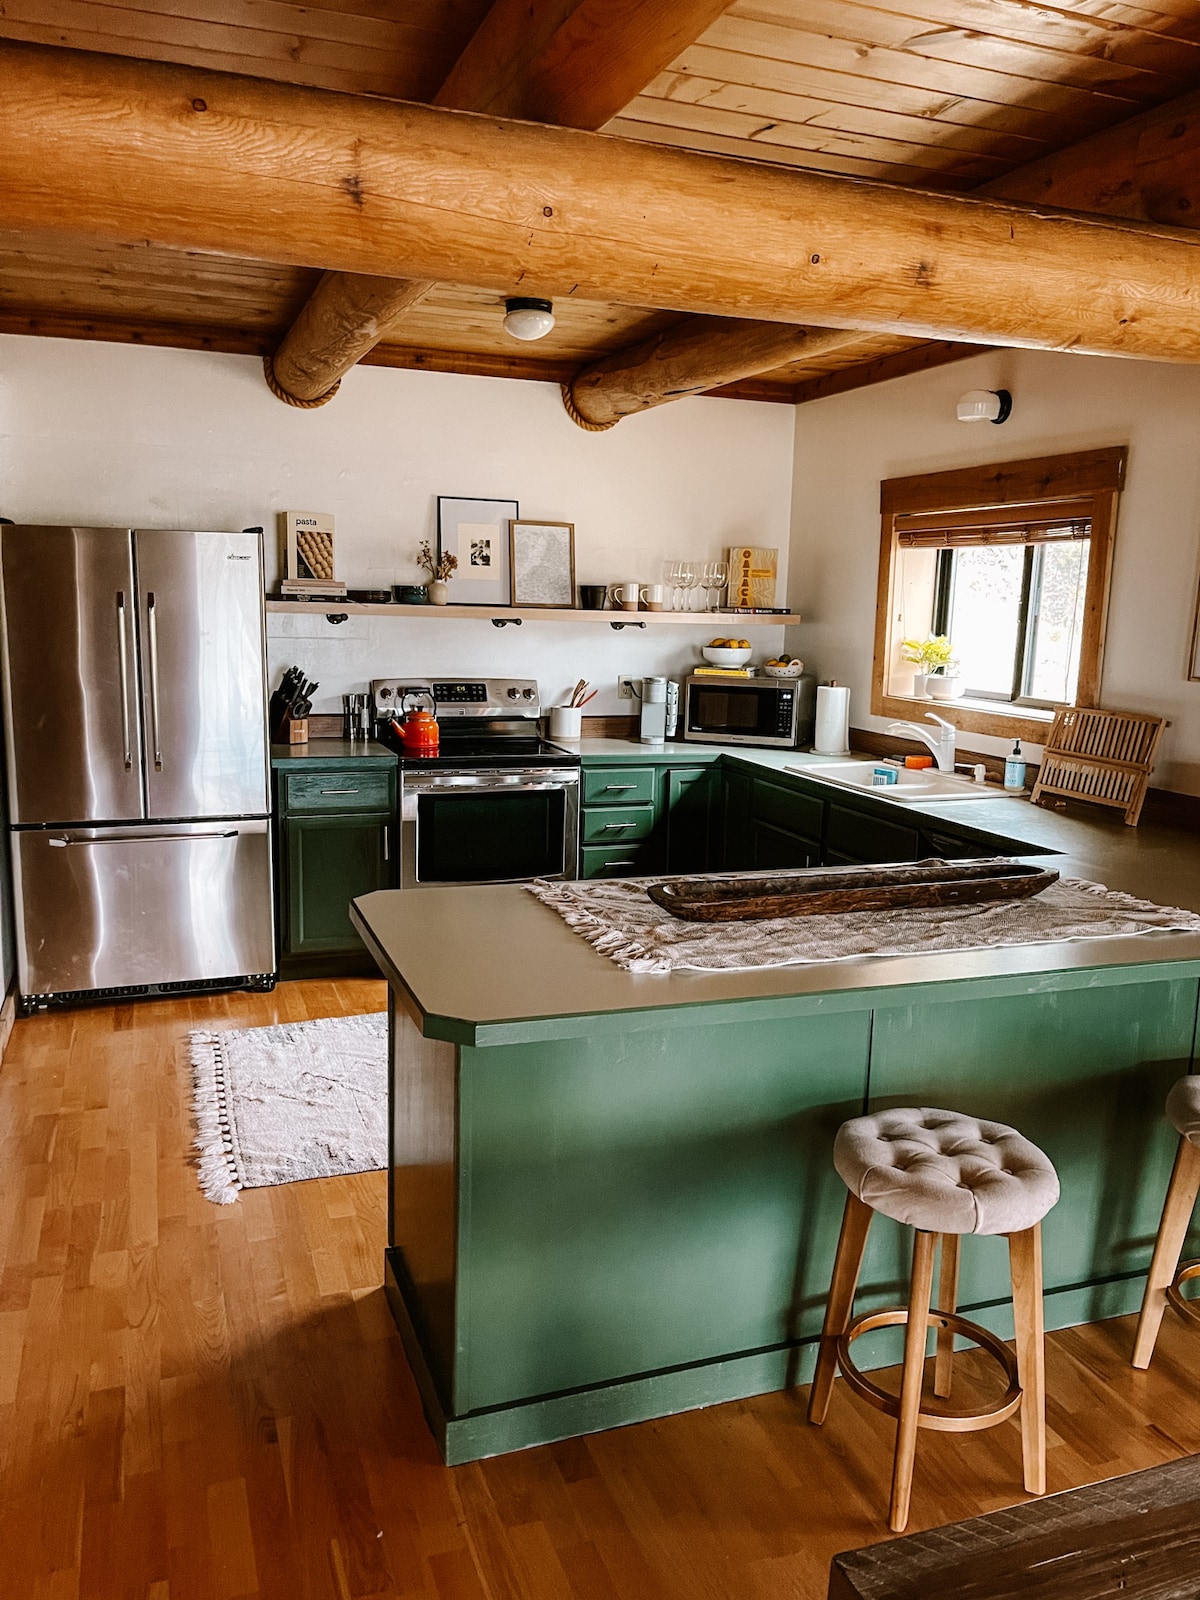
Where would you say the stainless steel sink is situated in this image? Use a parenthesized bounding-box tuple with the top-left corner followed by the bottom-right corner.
(787, 760, 1002, 803)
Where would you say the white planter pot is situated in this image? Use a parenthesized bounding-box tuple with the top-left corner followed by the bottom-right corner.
(929, 674, 965, 701)
(910, 672, 931, 699)
(428, 579, 449, 605)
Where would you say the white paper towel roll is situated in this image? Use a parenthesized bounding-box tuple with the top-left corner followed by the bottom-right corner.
(814, 684, 851, 755)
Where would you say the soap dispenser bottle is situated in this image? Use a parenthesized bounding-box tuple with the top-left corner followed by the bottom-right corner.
(1003, 739, 1027, 792)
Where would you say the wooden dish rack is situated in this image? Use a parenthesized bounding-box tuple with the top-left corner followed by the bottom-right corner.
(1030, 706, 1165, 826)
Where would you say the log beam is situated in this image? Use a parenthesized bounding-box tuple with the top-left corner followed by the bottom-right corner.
(265, 271, 433, 405)
(8, 44, 1200, 367)
(564, 319, 863, 428)
(266, 0, 735, 404)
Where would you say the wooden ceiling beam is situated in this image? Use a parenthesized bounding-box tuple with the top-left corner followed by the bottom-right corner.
(266, 0, 736, 405)
(9, 45, 1200, 366)
(564, 319, 863, 428)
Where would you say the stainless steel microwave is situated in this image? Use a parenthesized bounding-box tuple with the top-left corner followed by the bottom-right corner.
(683, 673, 816, 748)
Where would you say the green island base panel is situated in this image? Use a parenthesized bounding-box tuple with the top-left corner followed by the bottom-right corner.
(369, 961, 1198, 1466)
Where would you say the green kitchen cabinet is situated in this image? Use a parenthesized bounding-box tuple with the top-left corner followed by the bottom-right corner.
(661, 765, 715, 873)
(275, 759, 397, 976)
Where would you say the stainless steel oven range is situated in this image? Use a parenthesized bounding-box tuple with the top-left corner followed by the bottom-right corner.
(371, 678, 580, 886)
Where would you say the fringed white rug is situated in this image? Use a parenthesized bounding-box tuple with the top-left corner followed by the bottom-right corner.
(190, 1012, 387, 1204)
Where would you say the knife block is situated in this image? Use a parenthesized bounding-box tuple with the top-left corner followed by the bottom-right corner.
(287, 717, 309, 744)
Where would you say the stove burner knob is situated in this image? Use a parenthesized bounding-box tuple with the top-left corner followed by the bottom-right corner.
(378, 686, 392, 700)
(507, 687, 521, 699)
(523, 688, 536, 700)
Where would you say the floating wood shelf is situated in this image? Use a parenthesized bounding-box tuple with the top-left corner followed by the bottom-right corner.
(265, 600, 802, 627)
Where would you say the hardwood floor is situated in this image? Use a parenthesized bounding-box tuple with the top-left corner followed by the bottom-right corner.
(4, 981, 1200, 1599)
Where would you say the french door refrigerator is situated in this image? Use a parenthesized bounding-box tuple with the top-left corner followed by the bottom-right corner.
(0, 525, 276, 1010)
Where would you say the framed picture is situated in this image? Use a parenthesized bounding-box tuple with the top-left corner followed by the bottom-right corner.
(727, 545, 778, 609)
(509, 520, 576, 608)
(437, 496, 519, 606)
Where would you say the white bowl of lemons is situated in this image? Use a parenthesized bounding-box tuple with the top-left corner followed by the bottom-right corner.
(762, 657, 805, 678)
(702, 638, 753, 667)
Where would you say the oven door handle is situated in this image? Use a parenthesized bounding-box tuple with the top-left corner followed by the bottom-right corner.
(411, 778, 577, 795)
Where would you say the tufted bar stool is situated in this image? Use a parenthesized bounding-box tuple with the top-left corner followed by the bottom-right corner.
(807, 1106, 1060, 1533)
(1132, 1076, 1200, 1369)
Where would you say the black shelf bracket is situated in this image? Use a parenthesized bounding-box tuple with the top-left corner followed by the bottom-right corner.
(491, 617, 522, 628)
(610, 619, 646, 630)
(326, 613, 349, 625)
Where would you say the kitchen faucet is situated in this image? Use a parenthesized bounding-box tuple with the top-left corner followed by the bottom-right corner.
(886, 712, 957, 773)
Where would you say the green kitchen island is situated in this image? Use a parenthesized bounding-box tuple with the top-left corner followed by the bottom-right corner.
(351, 770, 1200, 1465)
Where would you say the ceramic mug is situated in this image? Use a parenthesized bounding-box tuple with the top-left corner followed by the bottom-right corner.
(607, 582, 640, 612)
(639, 584, 667, 611)
(579, 584, 607, 610)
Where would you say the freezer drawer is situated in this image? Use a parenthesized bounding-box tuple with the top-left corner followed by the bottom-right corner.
(14, 821, 274, 999)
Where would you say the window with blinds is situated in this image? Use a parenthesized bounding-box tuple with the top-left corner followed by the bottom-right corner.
(873, 447, 1124, 737)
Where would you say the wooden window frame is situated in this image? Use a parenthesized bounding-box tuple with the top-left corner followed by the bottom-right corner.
(871, 447, 1126, 743)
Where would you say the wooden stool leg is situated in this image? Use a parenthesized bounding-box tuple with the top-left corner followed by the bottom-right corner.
(808, 1192, 873, 1426)
(889, 1229, 937, 1534)
(934, 1233, 961, 1400)
(1133, 1136, 1200, 1370)
(1008, 1224, 1046, 1497)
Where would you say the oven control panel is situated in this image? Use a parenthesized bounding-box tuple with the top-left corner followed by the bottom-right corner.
(371, 678, 541, 719)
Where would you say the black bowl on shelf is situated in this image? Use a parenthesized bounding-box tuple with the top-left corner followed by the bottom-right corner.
(393, 584, 429, 605)
(347, 588, 393, 604)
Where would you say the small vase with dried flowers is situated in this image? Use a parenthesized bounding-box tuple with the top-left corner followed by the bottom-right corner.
(417, 539, 458, 606)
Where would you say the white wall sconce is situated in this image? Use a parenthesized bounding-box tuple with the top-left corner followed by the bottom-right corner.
(503, 297, 556, 341)
(956, 388, 1013, 424)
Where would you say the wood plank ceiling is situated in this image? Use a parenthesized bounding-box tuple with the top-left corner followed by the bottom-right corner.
(4, 0, 1200, 407)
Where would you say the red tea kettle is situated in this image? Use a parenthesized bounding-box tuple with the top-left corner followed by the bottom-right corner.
(392, 688, 439, 754)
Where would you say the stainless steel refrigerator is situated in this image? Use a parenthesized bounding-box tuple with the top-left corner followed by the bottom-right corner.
(0, 525, 276, 1010)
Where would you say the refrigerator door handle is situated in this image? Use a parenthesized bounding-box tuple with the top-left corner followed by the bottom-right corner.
(116, 590, 133, 770)
(47, 829, 240, 847)
(146, 590, 163, 770)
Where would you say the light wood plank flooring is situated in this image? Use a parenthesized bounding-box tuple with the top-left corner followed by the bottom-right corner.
(3, 981, 1200, 1599)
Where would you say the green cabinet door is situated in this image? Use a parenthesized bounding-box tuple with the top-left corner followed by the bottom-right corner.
(750, 818, 818, 869)
(662, 765, 714, 873)
(283, 811, 393, 955)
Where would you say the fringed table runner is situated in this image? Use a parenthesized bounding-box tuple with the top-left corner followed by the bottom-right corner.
(528, 871, 1200, 975)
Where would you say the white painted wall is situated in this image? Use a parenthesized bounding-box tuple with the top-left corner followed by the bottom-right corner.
(788, 347, 1200, 794)
(0, 336, 795, 717)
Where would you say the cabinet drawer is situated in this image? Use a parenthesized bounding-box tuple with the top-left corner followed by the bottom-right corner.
(281, 768, 394, 814)
(826, 803, 920, 865)
(582, 803, 656, 844)
(751, 777, 824, 842)
(582, 766, 656, 806)
(581, 843, 655, 878)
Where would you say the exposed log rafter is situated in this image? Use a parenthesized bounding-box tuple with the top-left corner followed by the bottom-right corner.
(9, 45, 1200, 390)
(265, 0, 736, 405)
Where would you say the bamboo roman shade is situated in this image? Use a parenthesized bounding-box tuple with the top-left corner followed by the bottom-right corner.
(895, 495, 1093, 550)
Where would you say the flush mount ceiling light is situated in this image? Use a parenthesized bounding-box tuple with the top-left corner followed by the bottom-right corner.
(956, 388, 1013, 424)
(503, 297, 556, 341)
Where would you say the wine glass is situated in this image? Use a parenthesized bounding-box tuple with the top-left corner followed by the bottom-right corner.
(706, 559, 728, 611)
(679, 562, 699, 611)
(664, 559, 685, 610)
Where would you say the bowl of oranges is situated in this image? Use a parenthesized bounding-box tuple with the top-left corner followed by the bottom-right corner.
(762, 657, 805, 678)
(702, 638, 753, 667)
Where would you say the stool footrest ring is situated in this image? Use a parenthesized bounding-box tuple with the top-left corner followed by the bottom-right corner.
(1167, 1259, 1200, 1327)
(835, 1308, 1022, 1434)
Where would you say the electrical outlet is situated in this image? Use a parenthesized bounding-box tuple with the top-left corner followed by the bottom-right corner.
(617, 676, 638, 700)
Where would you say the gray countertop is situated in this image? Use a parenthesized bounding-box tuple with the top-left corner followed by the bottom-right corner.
(350, 737, 1200, 1040)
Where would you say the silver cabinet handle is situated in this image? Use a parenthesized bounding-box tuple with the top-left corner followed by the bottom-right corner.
(48, 830, 238, 847)
(601, 821, 637, 830)
(603, 783, 638, 791)
(320, 787, 360, 795)
(116, 591, 132, 771)
(599, 860, 637, 869)
(147, 591, 163, 771)
(382, 824, 390, 862)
